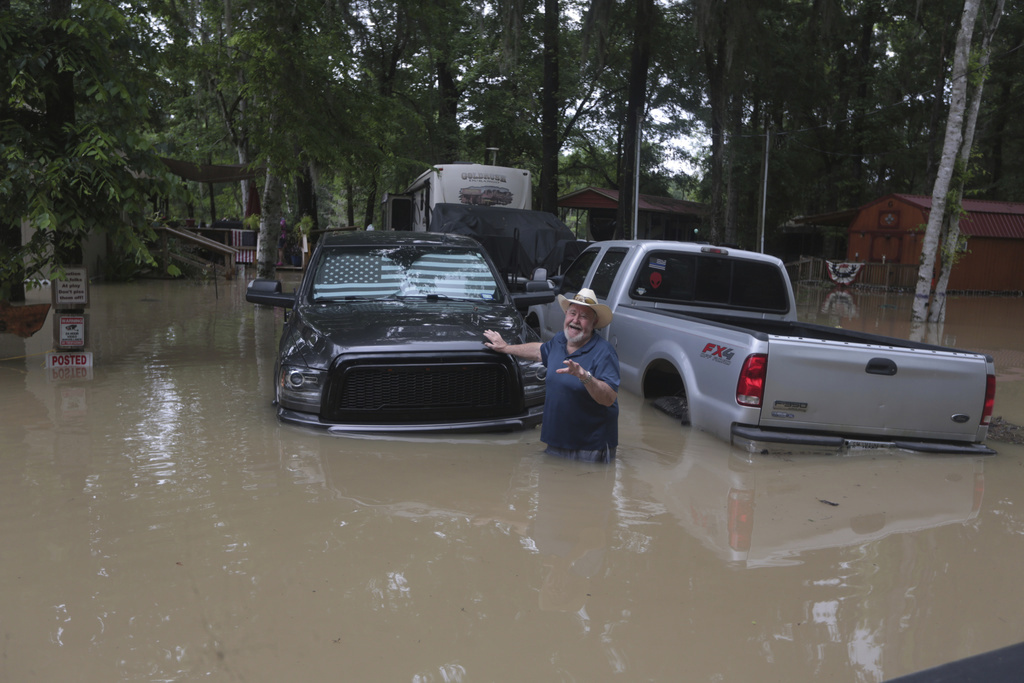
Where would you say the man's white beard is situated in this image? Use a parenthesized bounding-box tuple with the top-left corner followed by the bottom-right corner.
(565, 324, 588, 346)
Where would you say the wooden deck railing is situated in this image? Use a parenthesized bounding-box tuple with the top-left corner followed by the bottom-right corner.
(153, 225, 238, 277)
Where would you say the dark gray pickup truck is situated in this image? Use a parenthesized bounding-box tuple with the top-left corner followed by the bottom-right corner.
(246, 231, 552, 433)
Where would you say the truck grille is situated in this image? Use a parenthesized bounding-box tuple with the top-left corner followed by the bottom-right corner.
(322, 354, 521, 423)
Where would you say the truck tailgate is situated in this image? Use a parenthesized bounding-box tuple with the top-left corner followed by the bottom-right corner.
(758, 337, 991, 442)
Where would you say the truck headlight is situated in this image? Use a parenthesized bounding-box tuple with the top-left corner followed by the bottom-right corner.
(279, 366, 325, 413)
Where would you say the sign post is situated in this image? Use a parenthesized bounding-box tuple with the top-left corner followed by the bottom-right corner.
(49, 266, 93, 379)
(56, 313, 86, 348)
(53, 267, 90, 309)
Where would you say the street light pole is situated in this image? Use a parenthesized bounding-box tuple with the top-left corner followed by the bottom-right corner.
(633, 110, 642, 241)
(759, 129, 770, 253)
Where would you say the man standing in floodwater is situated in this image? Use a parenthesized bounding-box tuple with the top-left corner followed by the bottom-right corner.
(484, 288, 620, 462)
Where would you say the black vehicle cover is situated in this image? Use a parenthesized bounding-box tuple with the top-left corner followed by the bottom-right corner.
(427, 203, 581, 281)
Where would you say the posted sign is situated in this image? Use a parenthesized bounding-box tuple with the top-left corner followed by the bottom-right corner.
(47, 351, 92, 368)
(46, 351, 94, 381)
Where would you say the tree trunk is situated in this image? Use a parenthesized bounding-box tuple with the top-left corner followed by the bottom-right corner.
(723, 92, 742, 246)
(704, 35, 726, 244)
(45, 0, 82, 267)
(257, 171, 283, 279)
(436, 59, 460, 163)
(615, 0, 653, 240)
(0, 220, 25, 302)
(364, 185, 377, 229)
(989, 78, 1010, 192)
(928, 0, 1005, 323)
(848, 0, 883, 203)
(912, 0, 980, 325)
(346, 178, 356, 227)
(538, 0, 560, 214)
(223, 0, 253, 225)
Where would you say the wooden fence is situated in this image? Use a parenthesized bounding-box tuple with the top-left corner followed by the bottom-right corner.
(786, 257, 918, 290)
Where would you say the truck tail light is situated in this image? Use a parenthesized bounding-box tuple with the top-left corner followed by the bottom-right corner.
(727, 488, 754, 552)
(981, 374, 996, 426)
(973, 472, 985, 514)
(736, 354, 767, 407)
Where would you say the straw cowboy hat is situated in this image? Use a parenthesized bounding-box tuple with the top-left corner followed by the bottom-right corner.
(558, 288, 613, 329)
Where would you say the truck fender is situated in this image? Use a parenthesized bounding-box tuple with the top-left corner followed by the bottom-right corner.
(615, 330, 754, 444)
(626, 337, 702, 425)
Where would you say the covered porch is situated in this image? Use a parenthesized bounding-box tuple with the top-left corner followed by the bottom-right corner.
(557, 187, 706, 242)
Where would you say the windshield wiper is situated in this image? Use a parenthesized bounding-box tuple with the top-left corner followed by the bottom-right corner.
(313, 295, 390, 303)
(392, 293, 490, 302)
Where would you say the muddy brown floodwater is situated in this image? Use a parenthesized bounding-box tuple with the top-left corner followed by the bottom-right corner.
(1, 277, 1023, 682)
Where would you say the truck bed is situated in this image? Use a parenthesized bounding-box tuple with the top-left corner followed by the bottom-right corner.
(677, 311, 987, 354)
(647, 307, 994, 448)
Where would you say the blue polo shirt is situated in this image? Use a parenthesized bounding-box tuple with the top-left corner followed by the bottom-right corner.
(540, 331, 620, 453)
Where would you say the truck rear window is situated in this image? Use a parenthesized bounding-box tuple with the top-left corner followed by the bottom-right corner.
(589, 249, 628, 299)
(558, 248, 599, 295)
(629, 251, 790, 312)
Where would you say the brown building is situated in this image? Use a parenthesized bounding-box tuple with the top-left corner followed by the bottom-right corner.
(557, 187, 706, 242)
(844, 194, 1024, 292)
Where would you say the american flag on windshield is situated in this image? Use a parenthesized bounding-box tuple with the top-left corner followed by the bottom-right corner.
(313, 253, 403, 298)
(313, 249, 498, 300)
(407, 252, 496, 298)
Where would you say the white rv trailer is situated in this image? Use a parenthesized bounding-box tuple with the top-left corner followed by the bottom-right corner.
(382, 163, 533, 231)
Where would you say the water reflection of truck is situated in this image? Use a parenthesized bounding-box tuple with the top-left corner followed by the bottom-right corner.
(630, 447, 986, 568)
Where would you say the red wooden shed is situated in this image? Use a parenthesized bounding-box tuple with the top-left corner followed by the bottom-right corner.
(846, 194, 1024, 292)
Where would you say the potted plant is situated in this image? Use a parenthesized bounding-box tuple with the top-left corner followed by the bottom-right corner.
(292, 216, 314, 267)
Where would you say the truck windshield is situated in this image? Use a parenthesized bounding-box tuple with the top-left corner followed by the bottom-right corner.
(310, 246, 500, 302)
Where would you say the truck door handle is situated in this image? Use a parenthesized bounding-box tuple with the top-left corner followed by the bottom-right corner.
(866, 358, 898, 376)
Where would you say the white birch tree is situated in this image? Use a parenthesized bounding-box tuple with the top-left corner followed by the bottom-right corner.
(912, 0, 978, 324)
(928, 0, 1005, 322)
(257, 169, 284, 279)
(913, 0, 1004, 324)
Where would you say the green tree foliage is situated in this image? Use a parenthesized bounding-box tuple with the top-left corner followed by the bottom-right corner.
(975, 1, 1023, 197)
(1, 0, 179, 297)
(4, 0, 1022, 285)
(643, 0, 1019, 252)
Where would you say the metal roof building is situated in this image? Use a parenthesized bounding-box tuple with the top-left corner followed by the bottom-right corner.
(557, 187, 707, 242)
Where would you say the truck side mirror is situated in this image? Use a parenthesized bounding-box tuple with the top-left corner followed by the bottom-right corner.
(525, 267, 553, 292)
(246, 278, 295, 308)
(512, 290, 555, 310)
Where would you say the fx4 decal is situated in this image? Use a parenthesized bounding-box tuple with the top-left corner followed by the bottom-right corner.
(700, 342, 735, 365)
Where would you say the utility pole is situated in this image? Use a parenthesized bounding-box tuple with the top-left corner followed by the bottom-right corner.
(758, 129, 770, 253)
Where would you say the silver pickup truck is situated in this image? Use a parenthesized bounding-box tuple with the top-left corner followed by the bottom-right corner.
(528, 240, 997, 454)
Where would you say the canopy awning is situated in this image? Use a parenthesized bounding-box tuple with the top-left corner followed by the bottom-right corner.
(161, 158, 263, 184)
